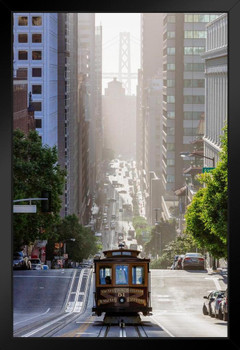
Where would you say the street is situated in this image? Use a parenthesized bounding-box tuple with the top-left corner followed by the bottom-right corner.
(13, 267, 227, 337)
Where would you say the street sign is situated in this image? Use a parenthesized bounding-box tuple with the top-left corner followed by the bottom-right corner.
(13, 205, 37, 213)
(202, 167, 215, 173)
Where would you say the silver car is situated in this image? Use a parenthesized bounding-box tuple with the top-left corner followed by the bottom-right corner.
(182, 252, 205, 270)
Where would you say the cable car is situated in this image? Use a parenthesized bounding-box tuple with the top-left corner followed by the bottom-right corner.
(92, 245, 152, 321)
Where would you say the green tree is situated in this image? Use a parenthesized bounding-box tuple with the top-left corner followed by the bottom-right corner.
(144, 219, 176, 257)
(13, 129, 66, 251)
(56, 214, 99, 262)
(132, 216, 152, 245)
(184, 123, 228, 259)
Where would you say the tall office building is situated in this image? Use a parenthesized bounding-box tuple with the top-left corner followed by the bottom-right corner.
(95, 25, 103, 186)
(161, 13, 219, 221)
(137, 13, 163, 177)
(13, 13, 58, 147)
(58, 13, 79, 218)
(202, 14, 228, 167)
(78, 13, 96, 203)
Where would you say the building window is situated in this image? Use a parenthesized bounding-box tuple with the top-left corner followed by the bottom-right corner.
(18, 50, 28, 60)
(167, 80, 175, 87)
(18, 16, 28, 26)
(168, 15, 175, 23)
(184, 31, 207, 39)
(35, 119, 42, 128)
(32, 85, 42, 94)
(184, 63, 204, 72)
(32, 51, 42, 60)
(18, 34, 28, 43)
(167, 64, 175, 71)
(184, 95, 205, 104)
(32, 68, 42, 77)
(167, 143, 175, 151)
(167, 127, 175, 135)
(167, 47, 175, 55)
(167, 159, 175, 166)
(184, 79, 205, 88)
(167, 96, 175, 103)
(32, 102, 42, 111)
(167, 31, 175, 39)
(184, 111, 203, 120)
(184, 47, 205, 55)
(32, 16, 42, 26)
(183, 128, 199, 136)
(32, 34, 42, 43)
(167, 175, 175, 182)
(167, 111, 175, 119)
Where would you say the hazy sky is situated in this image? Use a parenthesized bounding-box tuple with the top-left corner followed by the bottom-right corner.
(95, 13, 141, 95)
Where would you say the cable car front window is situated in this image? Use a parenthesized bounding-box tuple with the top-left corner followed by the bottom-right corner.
(99, 267, 112, 285)
(132, 266, 144, 284)
(115, 265, 128, 285)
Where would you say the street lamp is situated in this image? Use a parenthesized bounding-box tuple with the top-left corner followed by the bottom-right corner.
(180, 151, 215, 167)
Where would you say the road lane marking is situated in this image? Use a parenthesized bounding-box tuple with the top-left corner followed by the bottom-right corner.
(21, 312, 70, 337)
(14, 308, 50, 325)
(205, 277, 222, 290)
(150, 315, 175, 337)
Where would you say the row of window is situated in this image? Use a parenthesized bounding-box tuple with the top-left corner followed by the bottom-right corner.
(15, 33, 42, 43)
(184, 95, 205, 104)
(16, 16, 42, 26)
(99, 265, 144, 285)
(184, 14, 219, 23)
(166, 79, 205, 88)
(184, 46, 205, 55)
(17, 50, 42, 60)
(184, 31, 207, 39)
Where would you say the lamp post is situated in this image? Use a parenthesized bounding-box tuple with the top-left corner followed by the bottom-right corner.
(154, 208, 162, 258)
(179, 151, 216, 270)
(180, 151, 215, 167)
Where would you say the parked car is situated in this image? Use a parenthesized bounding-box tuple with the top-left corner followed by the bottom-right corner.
(29, 258, 42, 270)
(182, 252, 205, 270)
(203, 290, 226, 317)
(218, 289, 228, 321)
(13, 253, 31, 270)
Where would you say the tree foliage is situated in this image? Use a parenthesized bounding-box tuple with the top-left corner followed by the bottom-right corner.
(13, 129, 66, 251)
(184, 124, 228, 258)
(144, 219, 177, 257)
(56, 214, 99, 262)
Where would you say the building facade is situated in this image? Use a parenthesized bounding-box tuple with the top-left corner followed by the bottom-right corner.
(13, 13, 58, 147)
(161, 13, 219, 221)
(202, 13, 228, 167)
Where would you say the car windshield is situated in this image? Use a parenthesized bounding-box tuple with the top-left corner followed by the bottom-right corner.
(186, 253, 202, 257)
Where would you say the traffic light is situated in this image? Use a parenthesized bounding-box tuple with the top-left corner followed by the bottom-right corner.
(41, 190, 52, 213)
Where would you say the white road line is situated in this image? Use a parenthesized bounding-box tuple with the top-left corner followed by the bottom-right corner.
(21, 312, 70, 337)
(14, 308, 50, 325)
(205, 277, 222, 290)
(150, 315, 175, 337)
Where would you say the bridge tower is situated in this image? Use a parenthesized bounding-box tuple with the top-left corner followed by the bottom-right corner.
(118, 32, 131, 95)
